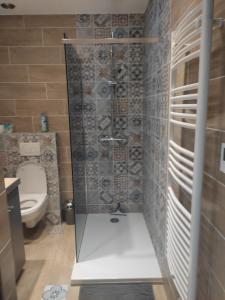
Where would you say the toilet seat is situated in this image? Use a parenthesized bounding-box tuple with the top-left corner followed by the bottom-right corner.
(19, 193, 47, 216)
(16, 162, 48, 228)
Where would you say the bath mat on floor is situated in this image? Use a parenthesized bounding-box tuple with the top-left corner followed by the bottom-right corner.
(79, 284, 155, 300)
(41, 285, 69, 300)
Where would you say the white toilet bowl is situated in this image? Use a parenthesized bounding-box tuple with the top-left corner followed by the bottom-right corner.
(16, 162, 48, 228)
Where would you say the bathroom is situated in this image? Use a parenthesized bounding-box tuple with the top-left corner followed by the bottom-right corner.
(0, 0, 225, 299)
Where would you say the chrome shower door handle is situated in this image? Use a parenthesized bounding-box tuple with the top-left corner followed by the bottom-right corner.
(100, 137, 126, 142)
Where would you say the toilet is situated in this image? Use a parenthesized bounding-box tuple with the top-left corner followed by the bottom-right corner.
(16, 162, 48, 228)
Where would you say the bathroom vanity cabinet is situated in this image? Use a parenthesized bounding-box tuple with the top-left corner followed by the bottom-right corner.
(4, 178, 25, 280)
(0, 189, 17, 300)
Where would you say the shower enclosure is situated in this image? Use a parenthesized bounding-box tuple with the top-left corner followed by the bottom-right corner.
(64, 34, 162, 284)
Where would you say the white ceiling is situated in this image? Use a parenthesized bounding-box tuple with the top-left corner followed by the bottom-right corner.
(0, 0, 149, 15)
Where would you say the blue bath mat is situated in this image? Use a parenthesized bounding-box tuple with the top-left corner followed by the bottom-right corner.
(79, 284, 155, 300)
(41, 285, 68, 300)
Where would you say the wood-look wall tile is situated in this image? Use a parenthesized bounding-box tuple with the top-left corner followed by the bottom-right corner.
(200, 216, 225, 292)
(33, 115, 69, 131)
(43, 28, 75, 46)
(204, 129, 221, 178)
(60, 191, 73, 202)
(208, 272, 225, 300)
(0, 116, 33, 131)
(210, 28, 225, 79)
(15, 100, 67, 116)
(202, 174, 225, 237)
(10, 47, 61, 64)
(29, 65, 66, 82)
(59, 163, 72, 177)
(0, 29, 42, 46)
(0, 47, 9, 64)
(0, 100, 16, 116)
(0, 16, 24, 28)
(0, 83, 46, 100)
(207, 77, 225, 130)
(0, 65, 28, 82)
(57, 147, 70, 163)
(46, 82, 68, 99)
(171, 0, 200, 30)
(24, 15, 76, 27)
(60, 176, 73, 192)
(57, 131, 71, 147)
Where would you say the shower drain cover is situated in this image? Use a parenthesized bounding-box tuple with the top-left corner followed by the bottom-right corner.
(110, 217, 119, 223)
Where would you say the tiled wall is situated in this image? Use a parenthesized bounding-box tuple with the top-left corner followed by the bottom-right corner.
(171, 1, 225, 300)
(0, 14, 145, 213)
(143, 0, 171, 293)
(66, 14, 145, 213)
(0, 133, 61, 222)
(0, 15, 74, 204)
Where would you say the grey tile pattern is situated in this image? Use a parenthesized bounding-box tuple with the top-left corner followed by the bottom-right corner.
(66, 14, 144, 213)
(143, 0, 170, 283)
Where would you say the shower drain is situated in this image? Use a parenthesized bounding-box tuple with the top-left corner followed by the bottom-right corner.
(110, 217, 119, 223)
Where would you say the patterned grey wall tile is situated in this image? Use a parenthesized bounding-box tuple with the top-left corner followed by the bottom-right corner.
(112, 27, 129, 38)
(112, 15, 128, 27)
(113, 116, 128, 130)
(129, 14, 144, 26)
(96, 81, 112, 99)
(113, 100, 128, 116)
(98, 115, 112, 130)
(76, 14, 93, 27)
(96, 64, 112, 81)
(129, 99, 143, 114)
(116, 82, 128, 99)
(129, 161, 143, 176)
(114, 161, 128, 175)
(66, 13, 145, 212)
(95, 28, 112, 38)
(87, 176, 98, 190)
(129, 45, 144, 64)
(76, 28, 94, 38)
(87, 190, 99, 205)
(129, 146, 143, 161)
(113, 64, 129, 82)
(77, 46, 94, 64)
(99, 190, 114, 205)
(114, 175, 128, 191)
(129, 82, 144, 98)
(99, 176, 113, 190)
(81, 65, 95, 81)
(113, 146, 128, 161)
(129, 64, 143, 81)
(95, 45, 112, 64)
(129, 27, 144, 38)
(112, 45, 128, 63)
(99, 160, 113, 176)
(94, 14, 112, 27)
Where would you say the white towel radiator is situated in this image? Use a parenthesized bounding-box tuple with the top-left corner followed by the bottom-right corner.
(166, 0, 214, 299)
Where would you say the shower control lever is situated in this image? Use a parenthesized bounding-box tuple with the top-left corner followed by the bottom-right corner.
(100, 137, 125, 142)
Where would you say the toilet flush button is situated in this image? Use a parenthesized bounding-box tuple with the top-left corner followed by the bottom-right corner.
(19, 142, 41, 156)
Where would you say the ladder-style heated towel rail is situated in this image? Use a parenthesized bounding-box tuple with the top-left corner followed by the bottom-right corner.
(166, 0, 213, 299)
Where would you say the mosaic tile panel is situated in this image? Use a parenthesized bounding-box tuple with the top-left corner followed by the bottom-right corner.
(66, 13, 144, 213)
(0, 133, 61, 222)
(143, 0, 171, 290)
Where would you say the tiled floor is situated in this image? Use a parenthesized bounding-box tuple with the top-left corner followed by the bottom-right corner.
(17, 222, 168, 300)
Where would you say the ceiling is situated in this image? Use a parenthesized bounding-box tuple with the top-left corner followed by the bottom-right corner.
(0, 0, 149, 15)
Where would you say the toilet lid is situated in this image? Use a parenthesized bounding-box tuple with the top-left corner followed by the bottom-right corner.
(16, 163, 47, 195)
